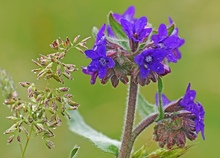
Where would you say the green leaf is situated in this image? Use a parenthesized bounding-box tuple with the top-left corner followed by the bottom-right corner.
(167, 23, 175, 36)
(69, 146, 80, 158)
(147, 145, 193, 158)
(132, 144, 148, 158)
(106, 36, 129, 50)
(67, 110, 121, 156)
(108, 12, 127, 39)
(137, 93, 157, 119)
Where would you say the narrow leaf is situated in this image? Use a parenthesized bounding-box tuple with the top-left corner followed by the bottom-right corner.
(167, 23, 175, 36)
(69, 146, 80, 158)
(108, 12, 127, 39)
(132, 144, 148, 158)
(67, 110, 121, 156)
(148, 145, 193, 158)
(137, 93, 157, 119)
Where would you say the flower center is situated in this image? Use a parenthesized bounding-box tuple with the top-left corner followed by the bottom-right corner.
(133, 33, 138, 39)
(145, 55, 153, 63)
(99, 57, 108, 66)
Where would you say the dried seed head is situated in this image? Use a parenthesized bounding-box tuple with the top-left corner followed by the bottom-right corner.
(153, 114, 198, 149)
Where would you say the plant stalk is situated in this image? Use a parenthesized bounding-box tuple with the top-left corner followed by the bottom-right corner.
(21, 123, 34, 158)
(118, 80, 138, 158)
(131, 113, 158, 145)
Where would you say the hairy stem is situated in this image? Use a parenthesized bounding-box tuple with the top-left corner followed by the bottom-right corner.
(21, 123, 34, 158)
(131, 113, 158, 145)
(118, 80, 138, 158)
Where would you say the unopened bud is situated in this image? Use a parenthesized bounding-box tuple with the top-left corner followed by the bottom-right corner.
(73, 35, 80, 44)
(7, 135, 15, 144)
(6, 116, 18, 121)
(4, 124, 17, 134)
(45, 140, 55, 149)
(17, 135, 21, 143)
(50, 40, 59, 49)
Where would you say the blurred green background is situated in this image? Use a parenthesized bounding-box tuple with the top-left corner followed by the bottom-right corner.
(0, 0, 219, 157)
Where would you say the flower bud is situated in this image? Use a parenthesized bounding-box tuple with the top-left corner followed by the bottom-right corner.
(7, 135, 15, 144)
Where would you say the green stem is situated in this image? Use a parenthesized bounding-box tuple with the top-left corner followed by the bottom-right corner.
(118, 80, 138, 158)
(21, 123, 34, 158)
(157, 77, 164, 121)
(19, 142, 23, 155)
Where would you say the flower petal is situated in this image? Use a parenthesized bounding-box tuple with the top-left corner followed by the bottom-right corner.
(152, 49, 167, 61)
(134, 53, 144, 66)
(155, 93, 171, 106)
(134, 16, 147, 34)
(98, 67, 107, 78)
(96, 24, 106, 42)
(87, 60, 100, 72)
(138, 28, 152, 41)
(158, 24, 168, 38)
(149, 62, 165, 74)
(96, 45, 106, 56)
(123, 6, 136, 21)
(106, 57, 115, 68)
(85, 50, 100, 59)
(107, 25, 115, 37)
(139, 66, 150, 79)
(121, 19, 133, 38)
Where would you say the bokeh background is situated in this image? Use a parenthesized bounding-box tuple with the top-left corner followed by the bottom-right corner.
(0, 0, 219, 157)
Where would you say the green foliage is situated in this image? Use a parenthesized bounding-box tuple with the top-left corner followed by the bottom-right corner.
(167, 23, 175, 36)
(68, 110, 121, 156)
(132, 144, 148, 158)
(69, 146, 80, 158)
(0, 69, 17, 100)
(137, 93, 157, 119)
(147, 145, 192, 158)
(108, 12, 127, 39)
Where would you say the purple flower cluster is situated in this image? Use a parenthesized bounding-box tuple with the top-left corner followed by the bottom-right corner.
(152, 18, 185, 63)
(82, 24, 115, 84)
(155, 84, 205, 139)
(180, 84, 205, 139)
(121, 16, 152, 43)
(82, 6, 185, 86)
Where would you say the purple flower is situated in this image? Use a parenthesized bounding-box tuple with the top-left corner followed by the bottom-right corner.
(93, 24, 106, 50)
(155, 93, 171, 106)
(180, 83, 196, 111)
(194, 102, 205, 139)
(107, 25, 115, 38)
(108, 6, 137, 37)
(180, 83, 205, 139)
(121, 16, 152, 43)
(113, 6, 136, 23)
(134, 48, 170, 79)
(82, 25, 115, 84)
(82, 45, 115, 84)
(152, 22, 185, 63)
